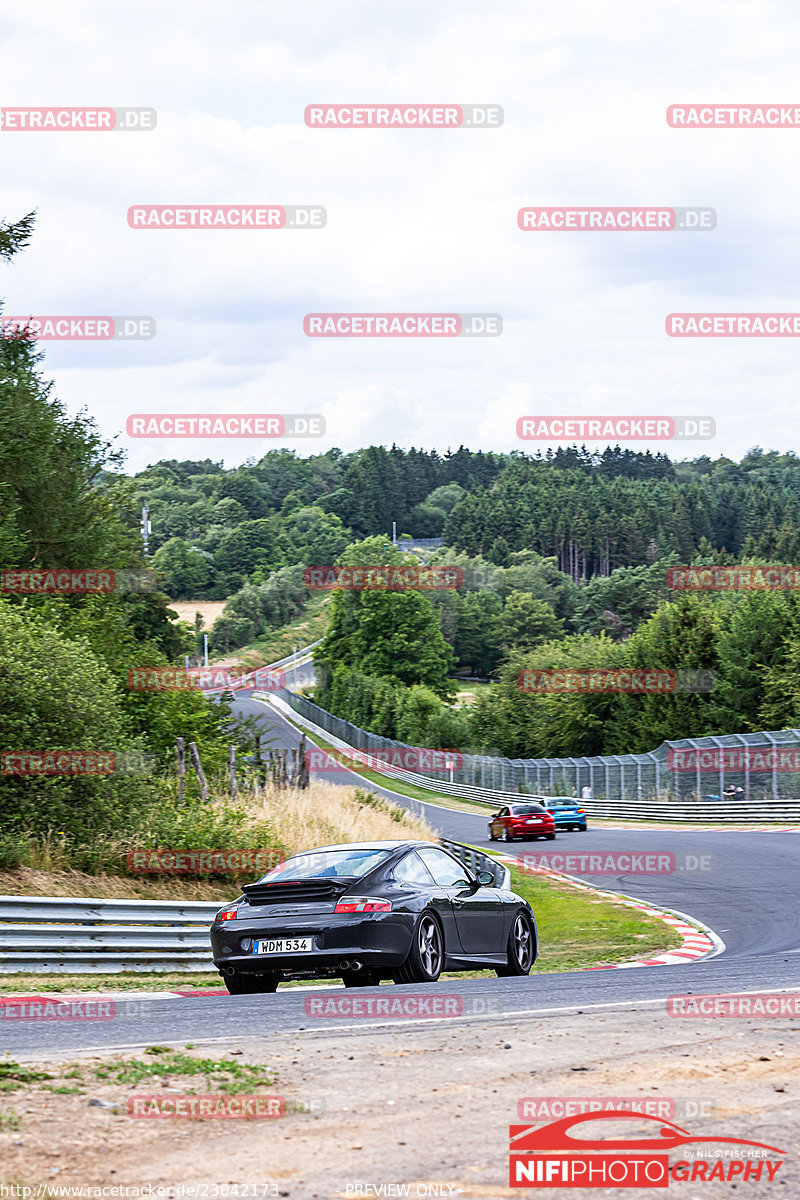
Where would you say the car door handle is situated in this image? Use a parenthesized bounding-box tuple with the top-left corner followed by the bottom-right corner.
(453, 899, 464, 907)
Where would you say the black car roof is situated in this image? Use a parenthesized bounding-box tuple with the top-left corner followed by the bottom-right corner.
(283, 840, 436, 855)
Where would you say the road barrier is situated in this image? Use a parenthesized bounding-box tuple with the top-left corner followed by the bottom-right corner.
(266, 688, 800, 822)
(441, 840, 511, 888)
(0, 837, 495, 974)
(202, 640, 322, 694)
(0, 895, 219, 974)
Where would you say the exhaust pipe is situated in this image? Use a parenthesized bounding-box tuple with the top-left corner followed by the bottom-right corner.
(349, 960, 363, 972)
(339, 960, 350, 970)
(223, 966, 236, 977)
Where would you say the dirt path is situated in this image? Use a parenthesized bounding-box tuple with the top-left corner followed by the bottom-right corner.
(3, 1007, 798, 1198)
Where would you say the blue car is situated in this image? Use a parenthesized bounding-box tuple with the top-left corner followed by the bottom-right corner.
(541, 797, 588, 831)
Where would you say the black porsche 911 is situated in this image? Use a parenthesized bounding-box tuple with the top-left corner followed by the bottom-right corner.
(210, 839, 538, 993)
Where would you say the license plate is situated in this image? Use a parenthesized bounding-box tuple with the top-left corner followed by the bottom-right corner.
(252, 937, 312, 955)
(526, 818, 541, 824)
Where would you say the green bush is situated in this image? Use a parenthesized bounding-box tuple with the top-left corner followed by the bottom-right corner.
(0, 603, 156, 841)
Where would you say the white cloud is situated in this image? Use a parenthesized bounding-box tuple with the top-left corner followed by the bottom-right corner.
(1, 0, 799, 471)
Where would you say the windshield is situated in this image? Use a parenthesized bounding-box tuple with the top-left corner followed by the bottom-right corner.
(258, 848, 392, 881)
(510, 804, 547, 815)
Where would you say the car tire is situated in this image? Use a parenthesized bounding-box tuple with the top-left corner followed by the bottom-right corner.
(488, 826, 497, 841)
(392, 911, 444, 985)
(496, 909, 536, 977)
(545, 832, 556, 840)
(503, 827, 514, 842)
(342, 970, 381, 988)
(223, 971, 279, 995)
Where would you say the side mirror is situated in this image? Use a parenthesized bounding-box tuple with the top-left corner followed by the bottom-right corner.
(477, 870, 495, 887)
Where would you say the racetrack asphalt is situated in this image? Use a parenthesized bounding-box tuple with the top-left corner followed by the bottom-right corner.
(4, 685, 799, 1058)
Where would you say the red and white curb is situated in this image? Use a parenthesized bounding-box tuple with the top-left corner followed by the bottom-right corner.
(0, 860, 724, 1006)
(497, 852, 723, 968)
(0, 987, 228, 1005)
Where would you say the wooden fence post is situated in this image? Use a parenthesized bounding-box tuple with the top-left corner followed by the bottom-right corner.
(229, 744, 237, 801)
(176, 737, 186, 802)
(298, 735, 310, 789)
(188, 741, 209, 801)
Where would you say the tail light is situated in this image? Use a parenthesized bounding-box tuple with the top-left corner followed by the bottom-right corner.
(217, 907, 239, 921)
(577, 808, 585, 814)
(335, 896, 392, 913)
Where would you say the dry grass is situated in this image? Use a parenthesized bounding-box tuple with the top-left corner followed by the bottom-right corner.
(0, 781, 435, 901)
(0, 867, 237, 901)
(243, 779, 435, 852)
(165, 601, 227, 629)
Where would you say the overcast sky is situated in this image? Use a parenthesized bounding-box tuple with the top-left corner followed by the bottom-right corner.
(1, 0, 798, 473)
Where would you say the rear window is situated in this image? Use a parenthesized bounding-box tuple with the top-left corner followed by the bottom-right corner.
(547, 800, 577, 809)
(259, 849, 391, 882)
(510, 804, 547, 815)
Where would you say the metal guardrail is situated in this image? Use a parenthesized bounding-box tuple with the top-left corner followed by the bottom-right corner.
(262, 640, 323, 672)
(0, 842, 509, 974)
(441, 840, 511, 889)
(0, 895, 220, 974)
(273, 657, 800, 806)
(266, 691, 800, 822)
(202, 640, 322, 695)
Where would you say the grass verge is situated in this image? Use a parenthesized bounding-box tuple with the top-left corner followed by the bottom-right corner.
(213, 595, 331, 671)
(0, 861, 684, 992)
(509, 863, 684, 971)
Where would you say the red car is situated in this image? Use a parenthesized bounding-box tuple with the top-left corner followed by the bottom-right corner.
(488, 802, 556, 842)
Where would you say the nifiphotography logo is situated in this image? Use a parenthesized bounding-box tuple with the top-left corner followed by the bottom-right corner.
(508, 1111, 785, 1187)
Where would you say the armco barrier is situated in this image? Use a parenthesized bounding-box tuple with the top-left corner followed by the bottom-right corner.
(0, 895, 219, 974)
(264, 690, 800, 822)
(202, 639, 322, 694)
(0, 838, 490, 974)
(441, 840, 511, 889)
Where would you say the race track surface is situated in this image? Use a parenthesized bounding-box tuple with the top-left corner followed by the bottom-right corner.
(6, 689, 798, 1058)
